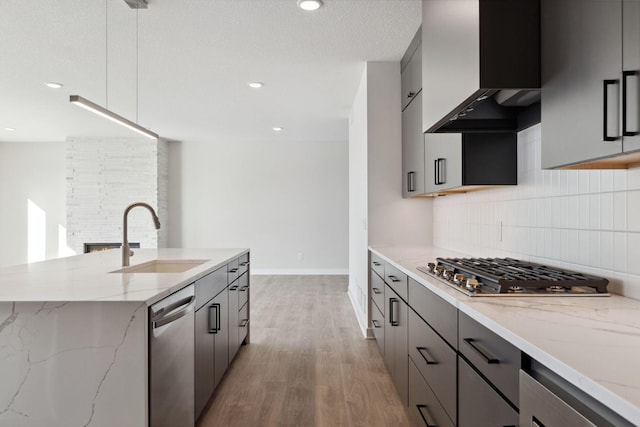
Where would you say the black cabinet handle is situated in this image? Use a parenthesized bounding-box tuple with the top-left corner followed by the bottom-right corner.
(408, 91, 416, 98)
(239, 261, 250, 267)
(603, 79, 621, 141)
(387, 275, 401, 283)
(239, 285, 249, 292)
(389, 298, 399, 326)
(416, 404, 436, 427)
(623, 70, 639, 137)
(372, 287, 382, 295)
(434, 158, 446, 185)
(208, 303, 220, 334)
(239, 319, 249, 328)
(229, 268, 238, 273)
(229, 285, 239, 291)
(463, 338, 499, 364)
(408, 171, 416, 192)
(372, 319, 381, 328)
(417, 347, 438, 365)
(372, 261, 381, 267)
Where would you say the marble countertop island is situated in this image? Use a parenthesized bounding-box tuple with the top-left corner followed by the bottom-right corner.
(0, 248, 248, 427)
(370, 245, 640, 426)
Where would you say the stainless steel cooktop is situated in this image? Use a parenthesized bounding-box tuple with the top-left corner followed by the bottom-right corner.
(417, 257, 610, 297)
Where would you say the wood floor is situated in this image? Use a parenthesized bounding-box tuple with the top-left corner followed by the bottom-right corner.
(197, 275, 413, 427)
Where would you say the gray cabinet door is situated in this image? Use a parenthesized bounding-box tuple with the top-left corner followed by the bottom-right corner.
(422, 0, 480, 132)
(384, 284, 408, 406)
(228, 281, 240, 361)
(213, 288, 229, 388)
(195, 305, 214, 419)
(624, 0, 640, 153)
(424, 133, 462, 194)
(541, 0, 623, 168)
(402, 91, 425, 198)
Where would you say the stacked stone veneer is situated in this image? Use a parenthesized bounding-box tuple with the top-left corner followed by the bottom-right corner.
(66, 137, 168, 254)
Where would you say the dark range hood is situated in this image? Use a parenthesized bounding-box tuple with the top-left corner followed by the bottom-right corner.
(422, 0, 541, 134)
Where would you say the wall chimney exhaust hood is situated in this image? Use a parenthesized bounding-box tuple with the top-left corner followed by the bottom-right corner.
(422, 0, 541, 133)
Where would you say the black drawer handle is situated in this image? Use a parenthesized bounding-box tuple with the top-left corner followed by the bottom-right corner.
(239, 261, 250, 267)
(623, 70, 639, 137)
(416, 404, 436, 427)
(389, 298, 399, 326)
(387, 275, 401, 283)
(229, 268, 238, 273)
(463, 338, 499, 364)
(239, 319, 249, 328)
(417, 347, 438, 365)
(372, 261, 381, 266)
(208, 303, 220, 334)
(372, 319, 381, 328)
(239, 285, 249, 292)
(603, 79, 621, 142)
(372, 287, 382, 295)
(229, 285, 239, 291)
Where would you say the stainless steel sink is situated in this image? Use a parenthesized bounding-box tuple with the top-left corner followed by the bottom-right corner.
(110, 259, 209, 274)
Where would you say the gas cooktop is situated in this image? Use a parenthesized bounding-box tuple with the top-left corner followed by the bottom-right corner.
(417, 257, 610, 297)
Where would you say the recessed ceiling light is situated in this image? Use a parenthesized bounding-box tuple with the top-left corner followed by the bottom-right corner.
(297, 0, 323, 11)
(272, 127, 284, 132)
(5, 127, 16, 131)
(44, 82, 64, 89)
(248, 82, 264, 89)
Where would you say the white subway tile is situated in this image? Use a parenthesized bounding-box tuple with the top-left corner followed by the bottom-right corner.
(600, 193, 613, 230)
(627, 167, 640, 190)
(627, 190, 640, 232)
(577, 195, 590, 229)
(614, 232, 627, 273)
(600, 231, 614, 270)
(628, 233, 640, 275)
(613, 192, 627, 231)
(588, 231, 601, 269)
(589, 194, 601, 230)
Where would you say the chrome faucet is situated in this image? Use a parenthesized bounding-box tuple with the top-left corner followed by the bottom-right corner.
(122, 202, 161, 267)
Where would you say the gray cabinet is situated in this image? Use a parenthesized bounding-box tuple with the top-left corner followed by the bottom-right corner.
(402, 91, 425, 197)
(384, 283, 409, 406)
(401, 28, 422, 111)
(541, 0, 640, 169)
(408, 357, 455, 427)
(424, 132, 517, 195)
(195, 273, 229, 420)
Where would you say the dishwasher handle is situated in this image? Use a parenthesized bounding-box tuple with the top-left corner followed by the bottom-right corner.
(152, 295, 195, 329)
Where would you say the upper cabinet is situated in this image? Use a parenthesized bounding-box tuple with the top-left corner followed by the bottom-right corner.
(401, 28, 422, 112)
(402, 29, 424, 197)
(422, 0, 540, 133)
(541, 0, 640, 169)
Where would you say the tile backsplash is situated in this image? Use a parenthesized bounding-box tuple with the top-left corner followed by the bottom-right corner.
(433, 124, 640, 300)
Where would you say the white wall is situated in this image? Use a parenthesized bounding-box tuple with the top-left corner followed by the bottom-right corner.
(348, 62, 433, 336)
(0, 141, 67, 268)
(434, 123, 640, 300)
(168, 138, 349, 274)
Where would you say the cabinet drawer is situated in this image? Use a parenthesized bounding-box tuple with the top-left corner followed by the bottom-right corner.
(371, 272, 385, 314)
(458, 357, 519, 427)
(238, 301, 249, 344)
(227, 258, 239, 284)
(385, 263, 408, 301)
(370, 301, 384, 358)
(408, 309, 456, 422)
(238, 253, 250, 276)
(408, 277, 457, 348)
(238, 273, 249, 310)
(370, 252, 385, 278)
(458, 311, 520, 407)
(408, 357, 455, 427)
(195, 266, 227, 310)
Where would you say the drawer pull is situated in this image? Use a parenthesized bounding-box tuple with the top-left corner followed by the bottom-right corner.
(239, 285, 249, 292)
(239, 261, 250, 267)
(416, 404, 436, 427)
(239, 319, 249, 328)
(229, 268, 238, 273)
(372, 261, 381, 266)
(372, 319, 381, 328)
(387, 275, 401, 283)
(229, 285, 239, 291)
(463, 338, 499, 364)
(389, 298, 399, 326)
(208, 304, 220, 334)
(372, 287, 382, 295)
(417, 347, 438, 365)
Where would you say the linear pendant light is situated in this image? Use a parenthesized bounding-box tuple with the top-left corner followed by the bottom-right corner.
(69, 95, 158, 140)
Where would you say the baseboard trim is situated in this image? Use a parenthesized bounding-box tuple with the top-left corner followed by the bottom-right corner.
(251, 269, 349, 275)
(348, 287, 368, 338)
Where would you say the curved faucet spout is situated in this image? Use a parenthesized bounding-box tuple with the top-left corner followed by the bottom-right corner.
(122, 202, 161, 267)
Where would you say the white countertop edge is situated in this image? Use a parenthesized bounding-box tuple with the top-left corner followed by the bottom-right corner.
(368, 246, 640, 425)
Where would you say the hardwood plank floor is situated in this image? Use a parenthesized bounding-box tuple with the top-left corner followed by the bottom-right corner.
(198, 275, 413, 427)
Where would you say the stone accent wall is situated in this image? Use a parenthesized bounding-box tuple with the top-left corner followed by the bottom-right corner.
(66, 137, 168, 254)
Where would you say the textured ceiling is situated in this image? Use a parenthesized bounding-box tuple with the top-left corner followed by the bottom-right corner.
(0, 0, 421, 143)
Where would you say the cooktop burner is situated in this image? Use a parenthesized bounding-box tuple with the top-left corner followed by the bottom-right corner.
(417, 257, 609, 296)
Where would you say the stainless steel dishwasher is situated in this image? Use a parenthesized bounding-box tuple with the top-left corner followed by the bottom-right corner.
(149, 284, 195, 427)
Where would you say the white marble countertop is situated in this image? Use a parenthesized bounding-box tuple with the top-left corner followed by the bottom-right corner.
(0, 248, 248, 305)
(370, 245, 640, 426)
